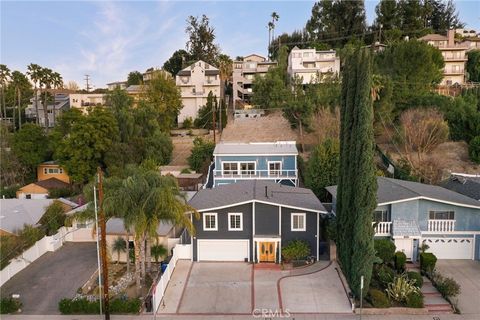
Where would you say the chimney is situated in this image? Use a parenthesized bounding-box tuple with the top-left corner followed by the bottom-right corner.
(447, 29, 455, 47)
(265, 186, 268, 198)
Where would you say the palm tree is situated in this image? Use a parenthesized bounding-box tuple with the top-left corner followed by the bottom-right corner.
(112, 236, 127, 263)
(102, 168, 199, 290)
(40, 68, 53, 130)
(269, 12, 280, 58)
(51, 72, 63, 126)
(0, 64, 11, 121)
(27, 64, 42, 124)
(10, 71, 28, 130)
(151, 244, 167, 263)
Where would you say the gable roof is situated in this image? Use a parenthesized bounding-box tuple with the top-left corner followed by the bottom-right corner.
(213, 141, 298, 156)
(34, 178, 70, 190)
(440, 175, 480, 201)
(419, 34, 448, 41)
(106, 218, 173, 236)
(189, 180, 326, 213)
(326, 177, 480, 209)
(0, 199, 54, 234)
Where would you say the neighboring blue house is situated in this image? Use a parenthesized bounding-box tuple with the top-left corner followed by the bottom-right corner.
(440, 173, 480, 201)
(326, 177, 480, 261)
(211, 141, 298, 188)
(187, 180, 326, 262)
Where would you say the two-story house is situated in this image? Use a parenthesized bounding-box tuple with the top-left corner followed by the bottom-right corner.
(287, 47, 340, 84)
(419, 30, 468, 85)
(16, 161, 71, 199)
(232, 54, 277, 109)
(326, 177, 480, 261)
(69, 93, 106, 114)
(211, 141, 298, 188)
(188, 180, 327, 262)
(25, 93, 70, 127)
(176, 60, 221, 126)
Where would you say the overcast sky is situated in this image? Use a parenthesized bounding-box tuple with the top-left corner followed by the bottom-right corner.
(2, 0, 479, 89)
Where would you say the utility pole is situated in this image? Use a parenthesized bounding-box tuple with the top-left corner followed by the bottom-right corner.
(97, 168, 110, 320)
(212, 96, 216, 144)
(85, 74, 92, 92)
(218, 97, 222, 135)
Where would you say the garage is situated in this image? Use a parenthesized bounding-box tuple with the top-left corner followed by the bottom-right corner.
(422, 237, 474, 259)
(197, 239, 250, 261)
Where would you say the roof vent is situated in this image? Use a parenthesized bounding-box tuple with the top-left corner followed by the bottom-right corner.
(265, 186, 268, 198)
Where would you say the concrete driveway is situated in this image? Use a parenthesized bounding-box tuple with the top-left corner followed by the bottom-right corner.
(436, 260, 480, 315)
(280, 262, 352, 313)
(177, 262, 252, 314)
(0, 242, 98, 315)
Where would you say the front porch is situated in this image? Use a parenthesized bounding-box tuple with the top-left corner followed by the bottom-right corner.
(253, 236, 281, 264)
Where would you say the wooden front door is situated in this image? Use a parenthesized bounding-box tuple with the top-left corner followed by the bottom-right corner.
(259, 242, 275, 262)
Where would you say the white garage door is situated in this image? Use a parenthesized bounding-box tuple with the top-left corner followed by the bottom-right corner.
(197, 240, 249, 261)
(423, 237, 474, 259)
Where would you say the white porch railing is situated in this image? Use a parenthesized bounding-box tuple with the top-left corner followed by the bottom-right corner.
(214, 169, 297, 179)
(373, 221, 392, 235)
(428, 219, 455, 232)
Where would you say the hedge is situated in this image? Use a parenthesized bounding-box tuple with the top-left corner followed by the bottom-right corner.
(406, 292, 424, 308)
(0, 298, 22, 314)
(374, 239, 396, 264)
(394, 251, 406, 271)
(59, 298, 141, 314)
(420, 252, 437, 274)
(407, 271, 423, 288)
(368, 289, 390, 308)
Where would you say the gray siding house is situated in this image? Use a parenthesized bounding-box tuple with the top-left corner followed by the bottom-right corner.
(188, 180, 326, 262)
(326, 177, 480, 261)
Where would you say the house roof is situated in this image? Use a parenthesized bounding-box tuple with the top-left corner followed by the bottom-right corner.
(56, 198, 79, 208)
(106, 217, 174, 236)
(0, 199, 54, 234)
(213, 141, 298, 155)
(419, 34, 448, 41)
(40, 161, 58, 166)
(326, 177, 480, 209)
(34, 178, 70, 190)
(188, 180, 326, 213)
(392, 219, 421, 238)
(440, 175, 480, 201)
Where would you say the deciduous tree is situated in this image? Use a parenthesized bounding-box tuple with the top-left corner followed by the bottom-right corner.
(185, 15, 220, 65)
(127, 71, 143, 86)
(163, 49, 191, 76)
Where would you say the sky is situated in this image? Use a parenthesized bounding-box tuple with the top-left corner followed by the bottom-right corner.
(1, 0, 479, 89)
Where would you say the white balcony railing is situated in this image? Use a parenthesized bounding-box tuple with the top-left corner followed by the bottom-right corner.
(373, 221, 392, 235)
(214, 169, 297, 180)
(428, 219, 455, 232)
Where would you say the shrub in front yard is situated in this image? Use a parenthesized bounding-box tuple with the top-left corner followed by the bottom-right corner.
(469, 135, 480, 163)
(407, 271, 423, 288)
(386, 274, 420, 303)
(394, 251, 406, 271)
(0, 298, 22, 314)
(406, 292, 424, 308)
(374, 239, 396, 264)
(420, 252, 437, 274)
(375, 264, 395, 287)
(59, 298, 140, 314)
(433, 274, 461, 299)
(368, 289, 390, 308)
(281, 240, 310, 262)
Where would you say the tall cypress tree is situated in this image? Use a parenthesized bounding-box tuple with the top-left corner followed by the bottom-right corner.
(337, 48, 377, 298)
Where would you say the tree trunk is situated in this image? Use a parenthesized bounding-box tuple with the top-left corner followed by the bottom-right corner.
(12, 88, 16, 131)
(43, 90, 49, 131)
(1, 86, 5, 120)
(140, 234, 146, 280)
(18, 89, 21, 130)
(134, 235, 141, 290)
(126, 232, 130, 274)
(34, 85, 39, 124)
(146, 237, 152, 273)
(117, 251, 120, 264)
(298, 117, 305, 152)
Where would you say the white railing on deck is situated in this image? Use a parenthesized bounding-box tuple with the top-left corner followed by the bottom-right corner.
(428, 219, 455, 232)
(373, 221, 392, 235)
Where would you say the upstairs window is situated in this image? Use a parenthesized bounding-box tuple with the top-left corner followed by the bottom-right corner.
(291, 213, 306, 231)
(228, 212, 243, 231)
(268, 161, 282, 176)
(222, 162, 238, 175)
(374, 210, 390, 222)
(204, 213, 218, 231)
(239, 162, 255, 175)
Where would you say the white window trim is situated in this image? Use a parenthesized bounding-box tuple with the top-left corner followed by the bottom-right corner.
(291, 213, 306, 232)
(203, 212, 218, 231)
(228, 212, 243, 231)
(221, 161, 239, 175)
(268, 161, 282, 175)
(221, 161, 256, 176)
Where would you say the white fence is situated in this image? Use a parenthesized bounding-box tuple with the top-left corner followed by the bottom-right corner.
(0, 225, 94, 287)
(152, 244, 192, 313)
